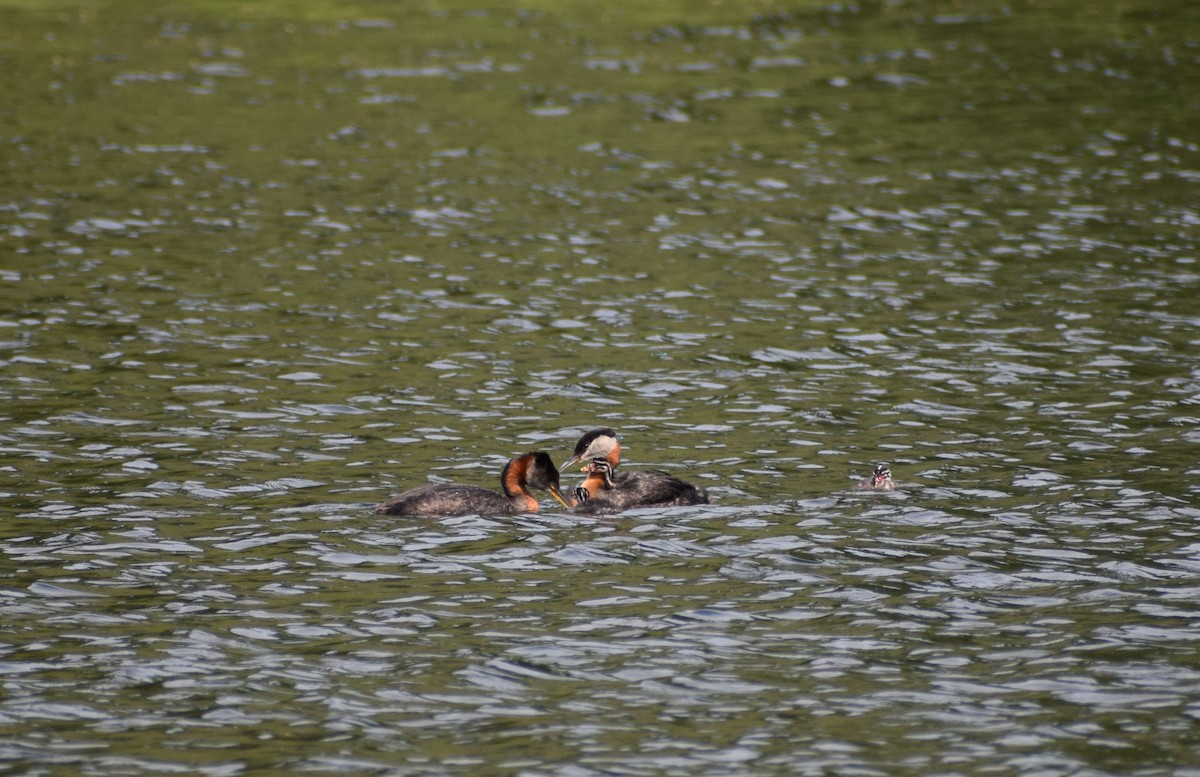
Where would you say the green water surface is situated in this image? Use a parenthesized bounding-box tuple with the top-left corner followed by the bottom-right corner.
(2, 1, 1199, 774)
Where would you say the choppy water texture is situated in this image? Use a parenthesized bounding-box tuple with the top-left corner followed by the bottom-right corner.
(3, 0, 1200, 774)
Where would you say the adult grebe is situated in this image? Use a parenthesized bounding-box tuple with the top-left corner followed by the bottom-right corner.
(375, 451, 571, 516)
(560, 428, 709, 513)
(858, 464, 895, 491)
(560, 428, 622, 501)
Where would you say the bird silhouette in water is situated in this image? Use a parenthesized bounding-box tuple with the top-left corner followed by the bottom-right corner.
(560, 428, 708, 514)
(375, 451, 571, 516)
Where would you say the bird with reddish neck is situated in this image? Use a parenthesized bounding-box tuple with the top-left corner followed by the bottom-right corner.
(375, 451, 571, 517)
(560, 428, 709, 513)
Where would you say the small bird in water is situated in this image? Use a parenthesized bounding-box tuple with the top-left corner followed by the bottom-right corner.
(561, 428, 709, 513)
(858, 464, 895, 491)
(375, 451, 571, 516)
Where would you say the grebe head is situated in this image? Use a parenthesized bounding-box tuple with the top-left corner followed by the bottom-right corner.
(871, 464, 894, 489)
(504, 452, 571, 509)
(560, 428, 620, 472)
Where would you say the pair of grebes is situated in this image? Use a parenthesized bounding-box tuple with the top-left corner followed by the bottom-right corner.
(375, 428, 896, 517)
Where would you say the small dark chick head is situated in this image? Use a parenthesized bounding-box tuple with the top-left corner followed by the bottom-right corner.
(583, 456, 616, 488)
(561, 428, 620, 471)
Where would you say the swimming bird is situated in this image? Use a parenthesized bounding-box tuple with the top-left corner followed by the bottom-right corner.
(374, 451, 571, 516)
(858, 464, 895, 491)
(560, 428, 622, 500)
(561, 428, 709, 513)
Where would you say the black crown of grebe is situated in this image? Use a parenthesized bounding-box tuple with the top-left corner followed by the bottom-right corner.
(560, 427, 622, 473)
(858, 464, 895, 491)
(375, 451, 571, 517)
(562, 428, 709, 514)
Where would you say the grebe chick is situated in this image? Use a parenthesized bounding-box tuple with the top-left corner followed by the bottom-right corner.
(857, 464, 895, 491)
(375, 451, 571, 517)
(561, 428, 709, 513)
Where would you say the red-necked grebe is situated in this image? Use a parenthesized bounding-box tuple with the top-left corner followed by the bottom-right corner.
(560, 428, 709, 513)
(858, 464, 895, 491)
(375, 451, 571, 516)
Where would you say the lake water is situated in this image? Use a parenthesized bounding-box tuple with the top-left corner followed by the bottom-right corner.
(2, 1, 1200, 774)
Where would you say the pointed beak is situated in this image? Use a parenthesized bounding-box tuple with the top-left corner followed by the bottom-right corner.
(558, 454, 581, 473)
(547, 484, 571, 510)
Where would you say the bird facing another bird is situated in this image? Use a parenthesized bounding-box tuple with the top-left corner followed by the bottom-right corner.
(558, 428, 709, 514)
(373, 428, 896, 517)
(374, 451, 570, 517)
(374, 428, 709, 517)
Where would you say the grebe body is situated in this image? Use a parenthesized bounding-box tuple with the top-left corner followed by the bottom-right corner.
(573, 457, 708, 514)
(375, 451, 570, 516)
(562, 429, 709, 513)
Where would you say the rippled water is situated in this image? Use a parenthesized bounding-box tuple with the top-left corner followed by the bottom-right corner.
(3, 0, 1200, 774)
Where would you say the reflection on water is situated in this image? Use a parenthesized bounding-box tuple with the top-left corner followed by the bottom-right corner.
(2, 0, 1199, 774)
